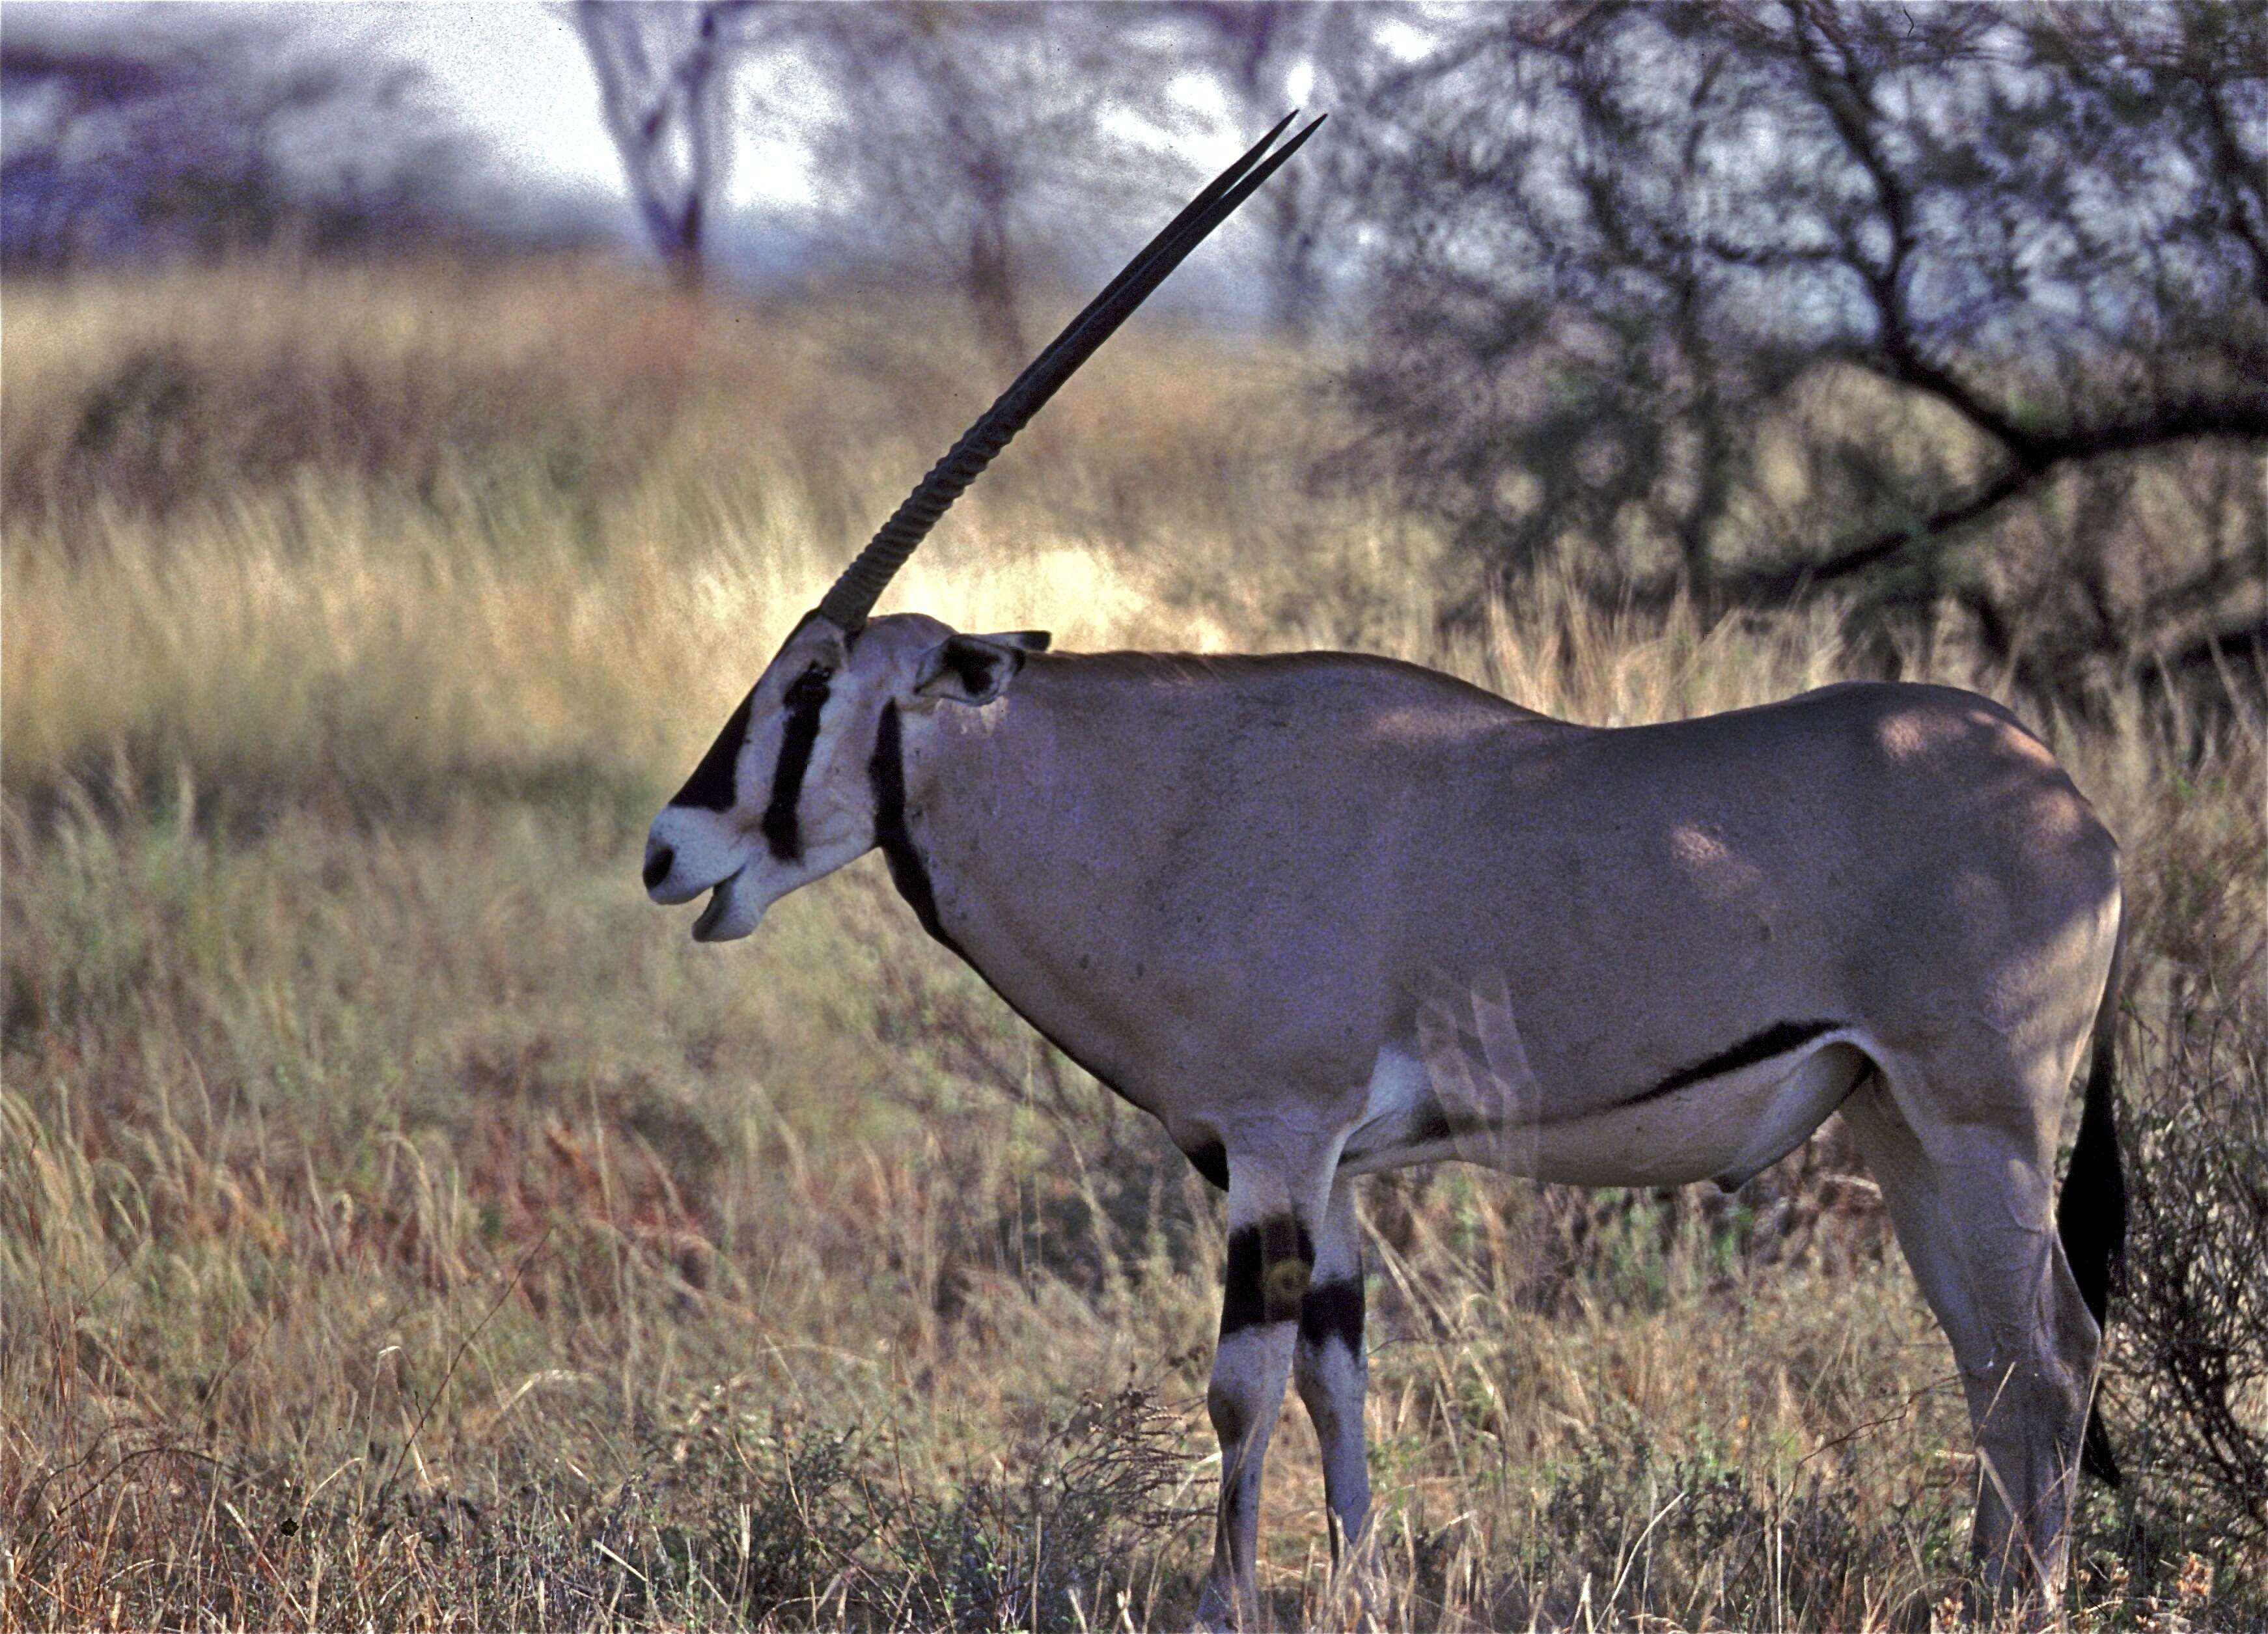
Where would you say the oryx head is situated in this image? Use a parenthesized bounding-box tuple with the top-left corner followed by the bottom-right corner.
(643, 113, 1322, 942)
(642, 612, 1048, 940)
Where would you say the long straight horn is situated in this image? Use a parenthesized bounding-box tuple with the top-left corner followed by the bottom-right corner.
(816, 113, 1325, 631)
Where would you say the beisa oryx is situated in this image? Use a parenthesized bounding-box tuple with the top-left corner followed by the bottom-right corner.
(643, 117, 2126, 1624)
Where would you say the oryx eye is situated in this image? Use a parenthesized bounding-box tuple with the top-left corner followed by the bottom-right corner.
(782, 667, 831, 712)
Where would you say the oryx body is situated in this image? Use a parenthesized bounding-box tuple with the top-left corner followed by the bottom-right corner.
(648, 613, 2125, 1620)
(640, 120, 2127, 1625)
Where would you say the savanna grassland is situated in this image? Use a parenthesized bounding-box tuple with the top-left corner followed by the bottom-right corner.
(3, 258, 2261, 1631)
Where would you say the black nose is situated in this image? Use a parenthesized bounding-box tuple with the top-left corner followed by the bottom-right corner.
(643, 843, 674, 891)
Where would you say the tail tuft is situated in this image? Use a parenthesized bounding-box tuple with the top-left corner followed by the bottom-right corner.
(2056, 924, 2127, 1486)
(2081, 1398, 2123, 1486)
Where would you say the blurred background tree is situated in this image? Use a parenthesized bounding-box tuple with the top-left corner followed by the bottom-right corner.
(785, 1, 1176, 374)
(570, 0, 786, 288)
(0, 14, 477, 269)
(1166, 1, 1376, 337)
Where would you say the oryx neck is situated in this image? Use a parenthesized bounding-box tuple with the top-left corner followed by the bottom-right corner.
(867, 700, 959, 955)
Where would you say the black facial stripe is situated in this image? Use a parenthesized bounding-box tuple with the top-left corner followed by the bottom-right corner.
(1220, 1214, 1316, 1338)
(1632, 1018, 1844, 1105)
(1298, 1276, 1364, 1355)
(868, 702, 963, 954)
(759, 665, 832, 861)
(669, 686, 756, 810)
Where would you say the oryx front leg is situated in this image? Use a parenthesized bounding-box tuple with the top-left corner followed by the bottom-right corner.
(1294, 1174, 1371, 1574)
(1197, 1149, 1333, 1631)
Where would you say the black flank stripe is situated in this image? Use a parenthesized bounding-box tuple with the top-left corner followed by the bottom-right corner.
(669, 686, 755, 810)
(1299, 1277, 1364, 1355)
(760, 665, 831, 861)
(1633, 1018, 1844, 1105)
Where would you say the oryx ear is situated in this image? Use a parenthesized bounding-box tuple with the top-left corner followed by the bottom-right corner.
(912, 633, 1042, 707)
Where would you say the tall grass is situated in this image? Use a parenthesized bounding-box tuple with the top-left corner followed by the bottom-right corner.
(3, 258, 2260, 1629)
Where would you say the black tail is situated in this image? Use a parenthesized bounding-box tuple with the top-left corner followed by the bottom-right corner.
(2055, 918, 2127, 1486)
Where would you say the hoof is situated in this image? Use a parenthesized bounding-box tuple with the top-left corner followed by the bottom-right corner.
(1195, 1577, 1251, 1631)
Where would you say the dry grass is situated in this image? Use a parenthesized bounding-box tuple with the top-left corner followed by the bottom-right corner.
(3, 257, 2261, 1630)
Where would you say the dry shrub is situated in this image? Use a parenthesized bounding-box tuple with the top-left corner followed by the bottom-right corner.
(2111, 1004, 2268, 1581)
(1, 1364, 1200, 1633)
(2093, 725, 2268, 1609)
(515, 1380, 1200, 1631)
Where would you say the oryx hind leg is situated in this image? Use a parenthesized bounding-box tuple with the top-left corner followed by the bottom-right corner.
(1293, 1173, 1372, 1579)
(1197, 1137, 1341, 1631)
(1842, 1055, 2101, 1611)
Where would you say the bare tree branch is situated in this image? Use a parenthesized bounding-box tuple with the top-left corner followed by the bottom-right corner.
(571, 0, 766, 285)
(1337, 0, 2268, 703)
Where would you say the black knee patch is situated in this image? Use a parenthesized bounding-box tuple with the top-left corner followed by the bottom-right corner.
(1298, 1276, 1364, 1355)
(1221, 1213, 1315, 1336)
(1261, 1215, 1313, 1320)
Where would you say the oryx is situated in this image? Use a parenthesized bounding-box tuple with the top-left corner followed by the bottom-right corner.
(643, 117, 2126, 1624)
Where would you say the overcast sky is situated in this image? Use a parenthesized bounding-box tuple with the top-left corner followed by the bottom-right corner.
(337, 3, 635, 198)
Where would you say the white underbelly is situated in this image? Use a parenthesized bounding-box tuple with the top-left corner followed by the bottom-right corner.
(1340, 1036, 1872, 1190)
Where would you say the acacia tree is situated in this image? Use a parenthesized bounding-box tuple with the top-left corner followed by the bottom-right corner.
(1170, 1, 1387, 336)
(571, 0, 773, 286)
(566, 3, 1398, 340)
(1340, 0, 2267, 700)
(791, 3, 1182, 374)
